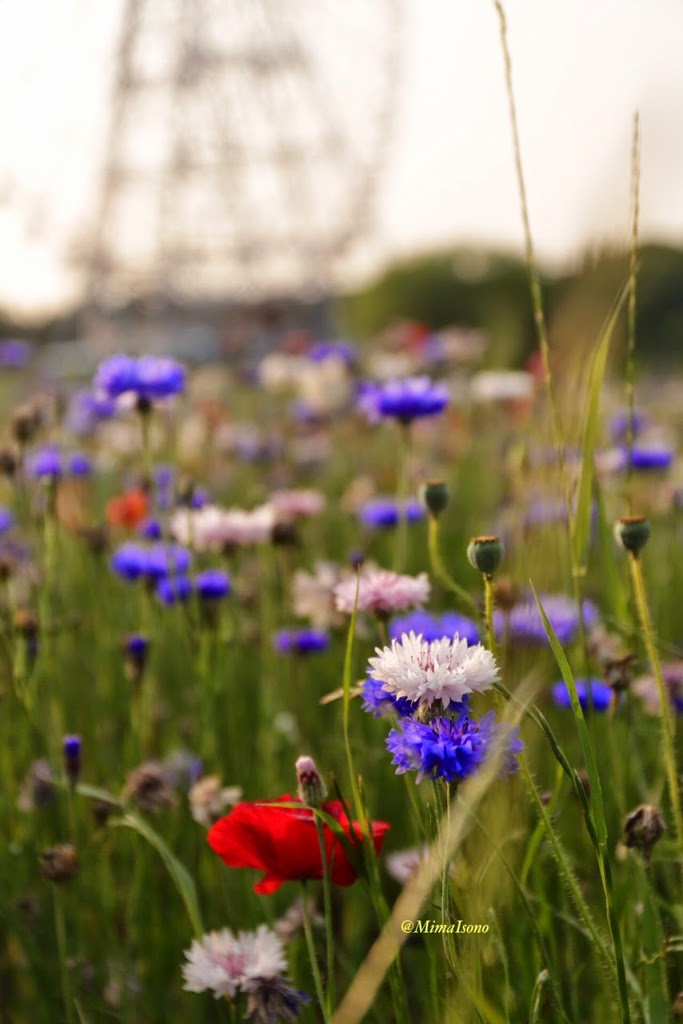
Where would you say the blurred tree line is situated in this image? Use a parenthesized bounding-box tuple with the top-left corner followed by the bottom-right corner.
(338, 243, 683, 368)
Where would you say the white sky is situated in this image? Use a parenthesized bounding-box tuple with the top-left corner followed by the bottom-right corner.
(1, 0, 683, 318)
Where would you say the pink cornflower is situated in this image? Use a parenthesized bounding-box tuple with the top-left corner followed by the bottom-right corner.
(334, 568, 430, 617)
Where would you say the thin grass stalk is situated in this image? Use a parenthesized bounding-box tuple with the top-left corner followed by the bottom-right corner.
(314, 818, 336, 1014)
(301, 882, 331, 1024)
(627, 552, 683, 853)
(392, 424, 410, 572)
(625, 113, 641, 512)
(483, 575, 497, 658)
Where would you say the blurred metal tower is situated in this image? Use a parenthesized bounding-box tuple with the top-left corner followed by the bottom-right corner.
(87, 0, 402, 310)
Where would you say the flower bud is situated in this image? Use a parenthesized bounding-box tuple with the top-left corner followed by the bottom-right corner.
(624, 803, 666, 863)
(123, 634, 149, 684)
(420, 481, 450, 519)
(295, 755, 326, 808)
(62, 734, 81, 787)
(467, 536, 504, 577)
(614, 516, 651, 556)
(39, 843, 78, 883)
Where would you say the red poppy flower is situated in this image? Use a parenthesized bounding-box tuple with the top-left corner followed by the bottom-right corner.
(106, 490, 149, 531)
(207, 795, 390, 894)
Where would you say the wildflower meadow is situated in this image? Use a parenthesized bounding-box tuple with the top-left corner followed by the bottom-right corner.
(3, 17, 683, 1024)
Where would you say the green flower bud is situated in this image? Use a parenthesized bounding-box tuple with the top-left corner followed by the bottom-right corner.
(614, 516, 651, 556)
(420, 481, 450, 519)
(467, 536, 504, 577)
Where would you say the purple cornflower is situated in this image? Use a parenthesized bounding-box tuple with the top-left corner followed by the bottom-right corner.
(272, 629, 330, 655)
(26, 446, 62, 479)
(622, 445, 674, 471)
(609, 409, 648, 442)
(194, 569, 231, 600)
(551, 678, 612, 712)
(94, 354, 185, 401)
(111, 543, 149, 581)
(67, 452, 92, 477)
(0, 338, 32, 367)
(359, 497, 424, 529)
(62, 735, 81, 786)
(145, 543, 192, 580)
(494, 594, 599, 646)
(358, 377, 450, 425)
(389, 610, 480, 647)
(361, 678, 420, 718)
(156, 575, 193, 605)
(386, 712, 522, 784)
(65, 390, 117, 436)
(138, 518, 162, 540)
(0, 507, 13, 535)
(308, 340, 357, 366)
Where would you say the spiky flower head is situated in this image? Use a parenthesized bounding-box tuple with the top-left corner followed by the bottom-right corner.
(368, 631, 499, 709)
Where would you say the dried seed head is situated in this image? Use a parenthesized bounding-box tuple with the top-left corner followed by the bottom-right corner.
(39, 843, 78, 883)
(420, 481, 450, 519)
(614, 516, 651, 556)
(624, 804, 666, 864)
(467, 536, 504, 577)
(122, 762, 176, 813)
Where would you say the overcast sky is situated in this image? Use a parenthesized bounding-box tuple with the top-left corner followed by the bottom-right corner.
(1, 0, 683, 318)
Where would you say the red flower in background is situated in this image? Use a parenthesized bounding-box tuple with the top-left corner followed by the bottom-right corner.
(106, 490, 149, 531)
(208, 795, 390, 894)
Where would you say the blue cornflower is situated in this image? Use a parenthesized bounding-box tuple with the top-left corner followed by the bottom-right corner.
(0, 507, 13, 534)
(358, 377, 450, 424)
(622, 445, 674, 471)
(26, 446, 62, 479)
(0, 338, 32, 367)
(389, 610, 480, 646)
(62, 735, 81, 785)
(156, 575, 193, 605)
(65, 390, 117, 436)
(552, 678, 612, 712)
(308, 340, 357, 366)
(386, 712, 522, 784)
(610, 409, 648, 442)
(189, 487, 210, 509)
(195, 569, 231, 600)
(145, 543, 192, 580)
(361, 678, 419, 718)
(68, 452, 92, 477)
(273, 628, 329, 655)
(94, 354, 185, 401)
(494, 594, 599, 646)
(138, 518, 162, 540)
(111, 543, 149, 581)
(125, 633, 150, 657)
(359, 497, 424, 529)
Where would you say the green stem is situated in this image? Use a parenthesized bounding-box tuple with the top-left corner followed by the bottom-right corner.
(625, 113, 640, 513)
(483, 575, 496, 657)
(427, 518, 479, 618)
(628, 552, 683, 853)
(301, 882, 330, 1024)
(392, 424, 411, 572)
(315, 819, 335, 1014)
(53, 886, 75, 1024)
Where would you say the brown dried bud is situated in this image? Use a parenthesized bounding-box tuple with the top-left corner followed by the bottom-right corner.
(271, 521, 300, 547)
(492, 575, 520, 613)
(14, 608, 39, 638)
(624, 804, 666, 864)
(39, 843, 78, 883)
(0, 446, 18, 476)
(122, 762, 176, 813)
(11, 402, 42, 444)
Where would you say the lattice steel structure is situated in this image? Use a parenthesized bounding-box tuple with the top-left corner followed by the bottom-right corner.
(87, 0, 402, 309)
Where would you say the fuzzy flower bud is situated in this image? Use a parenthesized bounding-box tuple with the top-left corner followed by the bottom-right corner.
(624, 803, 666, 864)
(467, 536, 504, 577)
(295, 756, 326, 808)
(39, 843, 79, 883)
(614, 516, 651, 556)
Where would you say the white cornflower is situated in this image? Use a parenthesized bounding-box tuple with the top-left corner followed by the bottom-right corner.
(367, 630, 498, 708)
(182, 925, 286, 1000)
(188, 775, 242, 828)
(334, 569, 430, 617)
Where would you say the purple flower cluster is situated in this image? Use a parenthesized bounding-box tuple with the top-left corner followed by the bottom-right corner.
(359, 497, 424, 529)
(387, 713, 522, 785)
(272, 629, 330, 655)
(551, 678, 612, 712)
(26, 446, 92, 479)
(389, 610, 480, 646)
(494, 594, 599, 646)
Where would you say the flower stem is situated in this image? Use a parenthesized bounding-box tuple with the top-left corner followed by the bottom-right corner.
(628, 552, 683, 853)
(483, 575, 497, 658)
(53, 886, 75, 1024)
(301, 882, 330, 1024)
(315, 819, 336, 1014)
(392, 424, 410, 573)
(426, 518, 479, 618)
